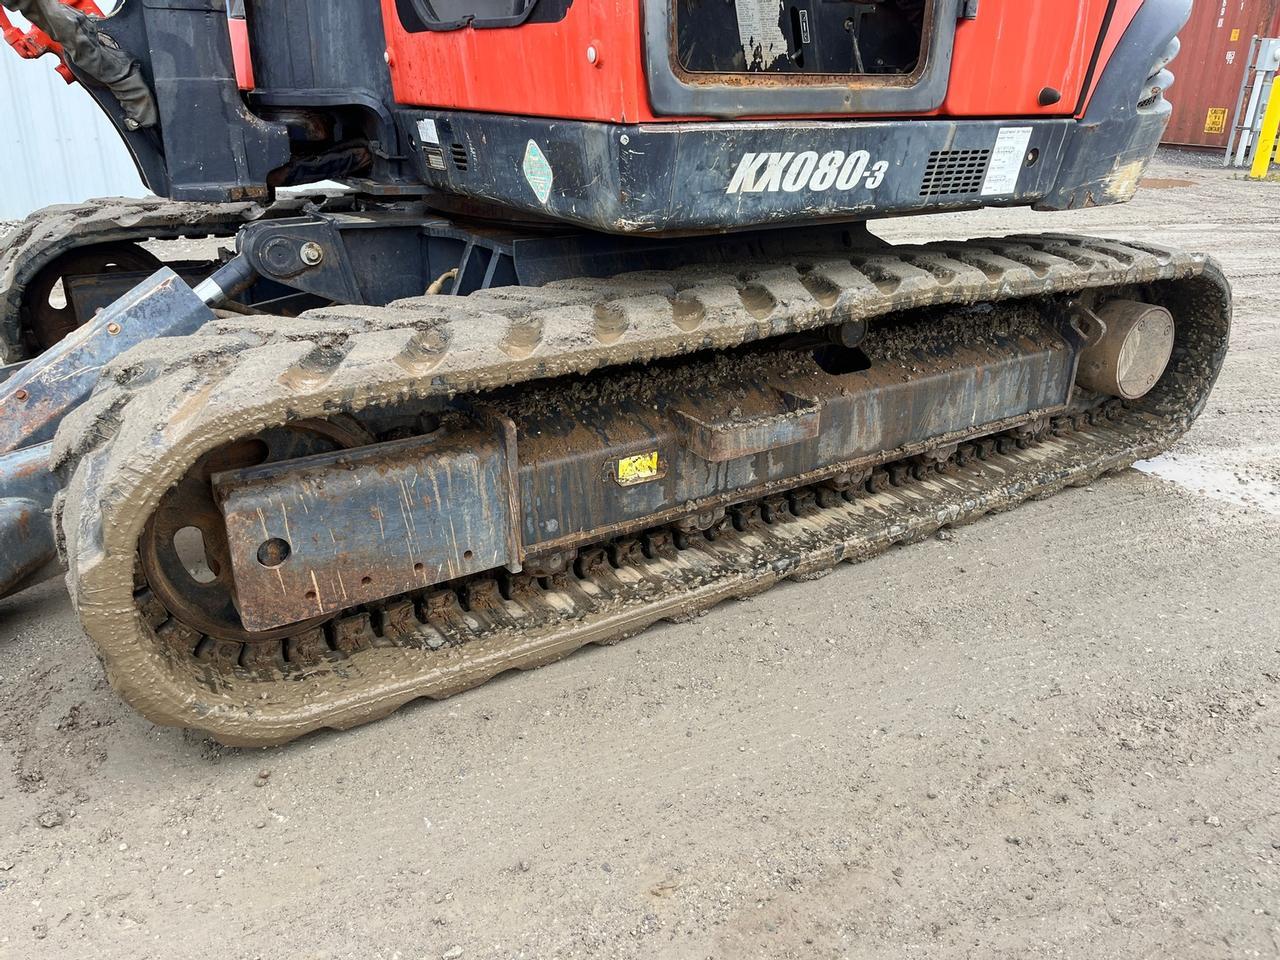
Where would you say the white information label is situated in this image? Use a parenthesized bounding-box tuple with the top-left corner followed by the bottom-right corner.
(734, 0, 788, 68)
(980, 126, 1033, 197)
(416, 118, 440, 145)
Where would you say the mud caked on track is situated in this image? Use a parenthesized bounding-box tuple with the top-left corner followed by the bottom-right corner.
(46, 234, 1229, 744)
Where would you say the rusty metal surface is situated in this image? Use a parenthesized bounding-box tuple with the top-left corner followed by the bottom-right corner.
(0, 496, 55, 598)
(50, 235, 1231, 744)
(674, 394, 822, 462)
(215, 431, 517, 632)
(203, 307, 1078, 632)
(645, 0, 955, 116)
(0, 440, 59, 598)
(0, 267, 215, 453)
(500, 312, 1080, 554)
(1076, 299, 1174, 400)
(1163, 0, 1280, 148)
(135, 418, 373, 642)
(0, 438, 56, 502)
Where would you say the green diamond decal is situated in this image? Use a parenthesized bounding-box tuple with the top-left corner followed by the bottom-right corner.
(522, 140, 554, 205)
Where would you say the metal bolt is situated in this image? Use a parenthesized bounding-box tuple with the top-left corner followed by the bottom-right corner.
(106, 321, 122, 336)
(14, 389, 28, 402)
(300, 242, 325, 266)
(586, 45, 598, 65)
(620, 134, 630, 145)
(124, 118, 140, 131)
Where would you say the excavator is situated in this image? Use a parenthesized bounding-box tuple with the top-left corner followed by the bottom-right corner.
(0, 0, 1230, 745)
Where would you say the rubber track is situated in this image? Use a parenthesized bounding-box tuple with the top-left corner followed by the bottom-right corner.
(0, 194, 340, 362)
(52, 235, 1231, 745)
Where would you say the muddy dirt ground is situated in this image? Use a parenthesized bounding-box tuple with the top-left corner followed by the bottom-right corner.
(2, 153, 1278, 960)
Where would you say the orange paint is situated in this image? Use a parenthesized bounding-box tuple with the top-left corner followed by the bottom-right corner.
(380, 0, 1134, 122)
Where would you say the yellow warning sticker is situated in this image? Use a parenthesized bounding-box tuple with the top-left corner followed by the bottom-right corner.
(1231, 28, 1241, 41)
(617, 451, 660, 485)
(1205, 107, 1228, 134)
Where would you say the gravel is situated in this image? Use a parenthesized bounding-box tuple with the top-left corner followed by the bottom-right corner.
(1156, 144, 1231, 169)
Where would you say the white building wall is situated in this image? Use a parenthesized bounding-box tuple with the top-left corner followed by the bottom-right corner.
(0, 3, 148, 221)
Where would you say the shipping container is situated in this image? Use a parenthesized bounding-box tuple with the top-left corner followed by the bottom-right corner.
(1164, 0, 1280, 148)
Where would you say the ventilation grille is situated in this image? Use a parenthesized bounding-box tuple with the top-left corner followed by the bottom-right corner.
(450, 143, 469, 172)
(919, 149, 991, 197)
(422, 145, 446, 172)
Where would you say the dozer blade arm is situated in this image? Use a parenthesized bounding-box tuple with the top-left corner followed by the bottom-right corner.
(0, 266, 227, 600)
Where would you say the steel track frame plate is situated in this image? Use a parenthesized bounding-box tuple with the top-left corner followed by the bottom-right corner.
(214, 430, 518, 631)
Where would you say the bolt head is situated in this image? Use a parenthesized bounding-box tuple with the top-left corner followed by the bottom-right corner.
(586, 45, 598, 64)
(106, 322, 122, 336)
(14, 389, 28, 402)
(300, 242, 325, 266)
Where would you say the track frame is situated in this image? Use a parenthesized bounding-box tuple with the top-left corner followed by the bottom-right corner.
(51, 234, 1230, 744)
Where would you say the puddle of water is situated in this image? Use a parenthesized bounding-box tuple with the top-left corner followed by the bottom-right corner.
(1134, 452, 1280, 516)
(1138, 177, 1196, 190)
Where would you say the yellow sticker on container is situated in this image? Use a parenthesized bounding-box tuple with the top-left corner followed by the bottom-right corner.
(617, 451, 660, 485)
(1231, 28, 1241, 41)
(1205, 107, 1228, 134)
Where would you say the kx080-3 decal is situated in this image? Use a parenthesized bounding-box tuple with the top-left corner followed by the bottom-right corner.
(726, 150, 890, 195)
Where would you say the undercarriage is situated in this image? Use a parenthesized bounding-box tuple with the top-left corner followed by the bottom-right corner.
(15, 229, 1225, 744)
(0, 0, 1225, 745)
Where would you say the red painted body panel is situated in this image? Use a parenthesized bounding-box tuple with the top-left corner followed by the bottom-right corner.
(381, 0, 1138, 122)
(1083, 0, 1144, 106)
(229, 17, 255, 91)
(381, 0, 647, 122)
(941, 0, 1138, 116)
